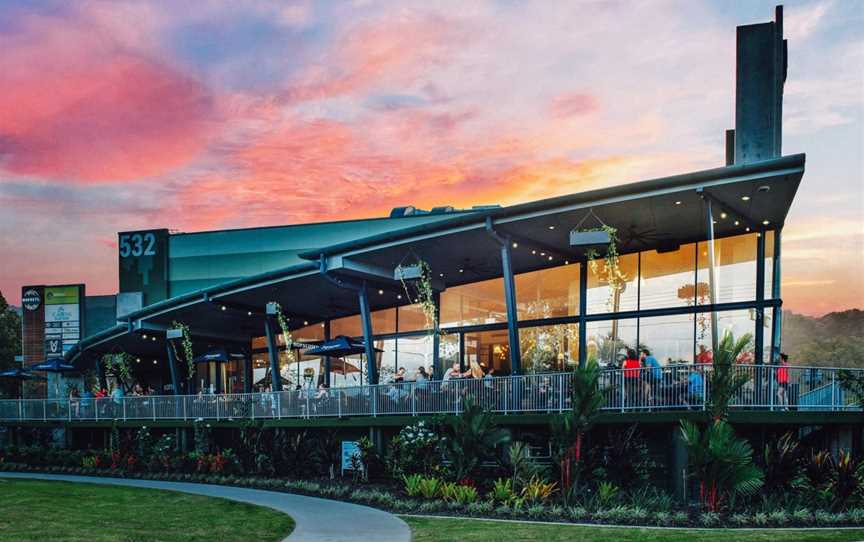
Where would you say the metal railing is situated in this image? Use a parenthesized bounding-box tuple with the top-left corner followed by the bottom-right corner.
(0, 365, 860, 423)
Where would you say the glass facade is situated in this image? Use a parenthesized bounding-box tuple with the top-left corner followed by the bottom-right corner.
(243, 231, 778, 386)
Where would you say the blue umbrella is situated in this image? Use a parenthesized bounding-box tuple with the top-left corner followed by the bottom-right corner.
(0, 367, 46, 380)
(192, 347, 246, 364)
(304, 335, 383, 357)
(29, 359, 77, 373)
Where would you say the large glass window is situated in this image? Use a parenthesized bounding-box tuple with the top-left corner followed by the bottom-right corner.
(586, 253, 638, 314)
(438, 333, 461, 375)
(464, 329, 511, 375)
(638, 314, 695, 365)
(440, 278, 506, 328)
(515, 264, 580, 320)
(373, 338, 397, 383)
(398, 303, 430, 333)
(519, 324, 579, 373)
(697, 233, 758, 305)
(397, 335, 434, 380)
(696, 309, 757, 364)
(331, 315, 361, 338)
(293, 322, 325, 342)
(585, 318, 637, 367)
(372, 308, 397, 335)
(639, 244, 696, 310)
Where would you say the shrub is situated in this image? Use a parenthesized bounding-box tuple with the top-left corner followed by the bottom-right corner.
(438, 397, 510, 480)
(418, 477, 442, 499)
(488, 478, 517, 504)
(494, 504, 512, 517)
(418, 500, 446, 513)
(387, 421, 442, 477)
(729, 512, 750, 526)
(752, 512, 769, 526)
(698, 512, 721, 527)
(814, 510, 840, 526)
(567, 506, 589, 522)
(453, 484, 479, 505)
(848, 508, 864, 525)
(403, 474, 424, 497)
(439, 481, 458, 502)
(654, 511, 673, 526)
(627, 486, 674, 513)
(791, 508, 813, 525)
(671, 511, 689, 526)
(768, 509, 790, 526)
(467, 501, 494, 515)
(526, 504, 547, 520)
(521, 475, 557, 505)
(596, 481, 619, 508)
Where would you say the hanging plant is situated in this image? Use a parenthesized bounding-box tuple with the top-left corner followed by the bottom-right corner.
(101, 352, 133, 387)
(582, 225, 626, 311)
(171, 321, 195, 379)
(398, 259, 440, 334)
(268, 302, 295, 362)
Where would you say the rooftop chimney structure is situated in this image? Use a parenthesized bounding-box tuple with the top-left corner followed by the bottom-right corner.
(732, 5, 788, 165)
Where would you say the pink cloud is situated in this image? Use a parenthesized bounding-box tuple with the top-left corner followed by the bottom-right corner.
(548, 92, 601, 118)
(0, 12, 214, 183)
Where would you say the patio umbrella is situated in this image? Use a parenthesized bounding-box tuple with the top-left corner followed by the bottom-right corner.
(304, 336, 383, 358)
(192, 347, 246, 364)
(29, 359, 78, 372)
(0, 367, 46, 380)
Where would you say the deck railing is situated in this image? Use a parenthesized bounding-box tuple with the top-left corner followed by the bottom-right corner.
(0, 365, 860, 423)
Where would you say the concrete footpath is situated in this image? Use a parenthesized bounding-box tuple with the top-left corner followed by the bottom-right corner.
(1, 472, 411, 542)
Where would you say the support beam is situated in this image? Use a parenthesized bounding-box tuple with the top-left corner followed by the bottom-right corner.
(164, 340, 181, 395)
(701, 192, 720, 352)
(243, 353, 253, 393)
(755, 231, 766, 364)
(770, 228, 783, 359)
(579, 261, 588, 368)
(358, 282, 377, 385)
(485, 218, 522, 375)
(432, 291, 441, 378)
(323, 320, 332, 387)
(264, 313, 283, 392)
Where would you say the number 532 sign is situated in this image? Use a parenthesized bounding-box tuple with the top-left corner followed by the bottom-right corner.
(118, 229, 169, 306)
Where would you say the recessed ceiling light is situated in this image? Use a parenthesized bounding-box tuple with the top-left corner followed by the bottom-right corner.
(734, 221, 740, 226)
(377, 289, 384, 295)
(565, 260, 570, 265)
(153, 360, 157, 365)
(741, 196, 751, 201)
(532, 250, 537, 255)
(439, 273, 444, 277)
(720, 212, 727, 219)
(221, 305, 226, 311)
(548, 256, 553, 261)
(540, 252, 546, 256)
(151, 337, 156, 341)
(459, 268, 464, 273)
(548, 225, 555, 230)
(142, 334, 148, 339)
(397, 294, 402, 300)
(674, 201, 682, 205)
(746, 227, 751, 232)
(762, 220, 770, 225)
(303, 320, 309, 326)
(512, 242, 518, 248)
(136, 358, 141, 363)
(757, 185, 770, 193)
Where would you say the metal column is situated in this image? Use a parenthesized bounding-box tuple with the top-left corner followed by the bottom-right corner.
(243, 352, 253, 393)
(432, 291, 441, 377)
(755, 231, 766, 364)
(358, 282, 378, 385)
(323, 319, 332, 387)
(264, 315, 283, 392)
(578, 261, 588, 368)
(500, 240, 522, 375)
(702, 195, 720, 352)
(165, 342, 181, 395)
(770, 229, 783, 359)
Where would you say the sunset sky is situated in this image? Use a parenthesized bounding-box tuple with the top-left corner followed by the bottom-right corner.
(0, 0, 862, 316)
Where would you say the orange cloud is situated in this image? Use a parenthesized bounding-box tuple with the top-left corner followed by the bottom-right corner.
(0, 12, 214, 182)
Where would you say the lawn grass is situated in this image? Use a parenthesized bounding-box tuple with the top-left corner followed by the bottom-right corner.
(402, 515, 864, 542)
(0, 478, 294, 542)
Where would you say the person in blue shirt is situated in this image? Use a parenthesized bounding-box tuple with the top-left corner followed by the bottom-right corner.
(687, 369, 704, 408)
(640, 349, 662, 406)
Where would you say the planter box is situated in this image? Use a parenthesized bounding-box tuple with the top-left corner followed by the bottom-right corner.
(569, 229, 611, 248)
(394, 265, 423, 281)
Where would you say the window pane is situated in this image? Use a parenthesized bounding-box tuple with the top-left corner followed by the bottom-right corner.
(293, 322, 325, 342)
(398, 303, 430, 332)
(696, 309, 757, 364)
(331, 315, 361, 338)
(438, 333, 461, 376)
(764, 231, 775, 299)
(638, 314, 695, 365)
(397, 335, 434, 381)
(586, 318, 637, 367)
(519, 323, 579, 373)
(515, 264, 580, 320)
(639, 244, 696, 310)
(464, 329, 510, 375)
(440, 278, 506, 328)
(586, 253, 638, 314)
(373, 338, 397, 383)
(697, 233, 758, 304)
(372, 308, 397, 335)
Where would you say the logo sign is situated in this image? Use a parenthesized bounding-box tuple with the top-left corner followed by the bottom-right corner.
(45, 338, 62, 357)
(341, 441, 363, 474)
(22, 289, 41, 311)
(119, 229, 169, 307)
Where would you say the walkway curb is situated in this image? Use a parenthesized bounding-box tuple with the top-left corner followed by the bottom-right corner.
(1, 473, 411, 542)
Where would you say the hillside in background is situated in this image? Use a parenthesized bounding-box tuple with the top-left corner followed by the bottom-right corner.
(782, 309, 864, 368)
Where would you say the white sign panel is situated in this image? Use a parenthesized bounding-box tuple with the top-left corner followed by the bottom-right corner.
(45, 304, 79, 323)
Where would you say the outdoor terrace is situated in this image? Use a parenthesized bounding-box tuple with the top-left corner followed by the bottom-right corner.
(1, 365, 860, 425)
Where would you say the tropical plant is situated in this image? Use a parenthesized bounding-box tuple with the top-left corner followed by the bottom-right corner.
(550, 359, 604, 493)
(268, 302, 296, 362)
(829, 450, 863, 510)
(520, 475, 558, 505)
(386, 420, 441, 477)
(592, 423, 656, 492)
(680, 419, 764, 511)
(838, 370, 864, 407)
(582, 224, 625, 310)
(488, 478, 518, 504)
(507, 441, 543, 491)
(170, 321, 195, 382)
(761, 432, 805, 495)
(403, 474, 424, 497)
(596, 481, 620, 508)
(101, 352, 133, 390)
(706, 330, 753, 421)
(417, 476, 442, 499)
(397, 259, 438, 332)
(438, 396, 510, 480)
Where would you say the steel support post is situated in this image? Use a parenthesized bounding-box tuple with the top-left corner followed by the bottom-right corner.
(264, 315, 283, 392)
(358, 282, 378, 385)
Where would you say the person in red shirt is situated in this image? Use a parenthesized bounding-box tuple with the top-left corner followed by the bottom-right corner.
(696, 344, 713, 365)
(622, 349, 643, 408)
(775, 353, 790, 409)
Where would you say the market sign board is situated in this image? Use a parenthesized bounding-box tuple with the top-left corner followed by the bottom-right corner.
(43, 285, 84, 358)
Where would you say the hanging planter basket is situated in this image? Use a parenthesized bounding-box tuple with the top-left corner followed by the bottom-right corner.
(394, 264, 423, 281)
(569, 229, 611, 250)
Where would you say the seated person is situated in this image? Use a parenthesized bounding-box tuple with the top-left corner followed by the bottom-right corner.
(687, 369, 704, 406)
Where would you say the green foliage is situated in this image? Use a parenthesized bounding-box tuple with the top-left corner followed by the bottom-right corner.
(507, 441, 543, 491)
(170, 321, 195, 381)
(706, 330, 753, 420)
(520, 475, 557, 505)
(101, 352, 133, 390)
(398, 260, 438, 331)
(403, 474, 425, 497)
(488, 478, 518, 504)
(193, 420, 213, 455)
(839, 369, 864, 407)
(596, 481, 620, 508)
(386, 420, 440, 477)
(761, 432, 806, 495)
(829, 450, 863, 510)
(416, 476, 442, 499)
(680, 419, 764, 511)
(0, 291, 22, 398)
(438, 396, 510, 480)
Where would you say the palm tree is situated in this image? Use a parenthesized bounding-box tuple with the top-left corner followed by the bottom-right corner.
(551, 360, 605, 491)
(680, 419, 764, 511)
(707, 330, 753, 421)
(440, 396, 510, 480)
